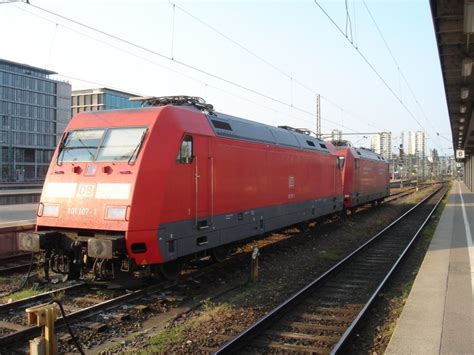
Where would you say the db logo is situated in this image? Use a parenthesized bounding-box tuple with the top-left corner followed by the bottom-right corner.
(76, 184, 95, 198)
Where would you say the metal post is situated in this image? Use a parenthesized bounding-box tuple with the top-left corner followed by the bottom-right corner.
(422, 136, 426, 181)
(250, 248, 259, 283)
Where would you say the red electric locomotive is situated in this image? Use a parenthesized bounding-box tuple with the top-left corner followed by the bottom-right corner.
(336, 142, 390, 211)
(19, 97, 345, 280)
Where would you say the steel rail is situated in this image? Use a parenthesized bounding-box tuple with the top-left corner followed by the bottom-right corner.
(0, 253, 32, 263)
(330, 186, 447, 354)
(0, 183, 444, 350)
(0, 280, 176, 347)
(215, 185, 445, 354)
(383, 182, 437, 204)
(0, 262, 37, 276)
(0, 282, 86, 314)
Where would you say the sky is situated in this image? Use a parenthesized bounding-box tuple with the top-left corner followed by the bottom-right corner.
(0, 0, 452, 156)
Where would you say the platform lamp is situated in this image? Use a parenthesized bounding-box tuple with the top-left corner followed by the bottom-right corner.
(465, 1, 474, 33)
(461, 87, 470, 100)
(465, 1, 474, 59)
(462, 58, 473, 77)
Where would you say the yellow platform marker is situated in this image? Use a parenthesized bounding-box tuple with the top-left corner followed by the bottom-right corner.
(26, 303, 58, 355)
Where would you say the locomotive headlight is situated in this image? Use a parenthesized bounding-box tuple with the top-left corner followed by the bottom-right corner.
(19, 232, 40, 252)
(42, 203, 60, 217)
(105, 206, 127, 220)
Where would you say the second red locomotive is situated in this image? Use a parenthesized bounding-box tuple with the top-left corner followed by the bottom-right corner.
(336, 142, 390, 210)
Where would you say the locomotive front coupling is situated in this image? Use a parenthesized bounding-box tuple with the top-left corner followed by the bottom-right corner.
(19, 231, 124, 259)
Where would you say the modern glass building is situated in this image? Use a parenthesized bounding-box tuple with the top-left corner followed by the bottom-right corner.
(0, 58, 71, 182)
(71, 88, 141, 116)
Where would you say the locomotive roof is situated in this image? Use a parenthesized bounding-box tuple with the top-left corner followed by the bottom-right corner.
(208, 112, 332, 154)
(350, 147, 387, 162)
(70, 105, 334, 154)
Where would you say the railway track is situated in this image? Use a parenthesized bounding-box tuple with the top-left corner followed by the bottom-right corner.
(383, 181, 438, 205)
(0, 253, 36, 276)
(0, 184, 437, 352)
(0, 280, 178, 349)
(0, 250, 247, 352)
(215, 185, 447, 354)
(384, 186, 420, 203)
(0, 223, 35, 260)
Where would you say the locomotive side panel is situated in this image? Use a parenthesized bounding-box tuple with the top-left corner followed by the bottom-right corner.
(338, 149, 355, 208)
(355, 158, 390, 204)
(338, 147, 390, 208)
(154, 134, 344, 263)
(126, 106, 215, 265)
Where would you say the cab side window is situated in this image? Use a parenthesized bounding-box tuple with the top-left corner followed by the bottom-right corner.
(337, 156, 345, 170)
(177, 135, 193, 164)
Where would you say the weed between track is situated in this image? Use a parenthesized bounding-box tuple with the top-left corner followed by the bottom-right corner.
(142, 300, 234, 353)
(1, 287, 42, 303)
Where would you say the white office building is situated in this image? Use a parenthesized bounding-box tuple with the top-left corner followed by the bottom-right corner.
(407, 131, 426, 158)
(371, 132, 392, 160)
(0, 58, 71, 181)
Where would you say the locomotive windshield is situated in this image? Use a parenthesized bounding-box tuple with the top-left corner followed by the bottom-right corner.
(58, 127, 147, 163)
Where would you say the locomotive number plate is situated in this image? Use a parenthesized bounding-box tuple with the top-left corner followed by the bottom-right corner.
(67, 207, 97, 217)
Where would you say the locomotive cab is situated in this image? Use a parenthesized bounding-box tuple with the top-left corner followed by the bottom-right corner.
(19, 108, 160, 280)
(19, 102, 216, 280)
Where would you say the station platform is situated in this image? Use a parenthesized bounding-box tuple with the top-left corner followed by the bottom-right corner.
(386, 181, 473, 354)
(0, 203, 36, 256)
(0, 203, 37, 226)
(0, 188, 41, 205)
(0, 189, 41, 195)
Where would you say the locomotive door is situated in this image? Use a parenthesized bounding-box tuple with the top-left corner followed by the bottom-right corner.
(193, 136, 211, 229)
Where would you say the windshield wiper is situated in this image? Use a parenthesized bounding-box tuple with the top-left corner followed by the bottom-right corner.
(76, 136, 96, 160)
(128, 130, 147, 165)
(56, 132, 69, 165)
(57, 133, 96, 164)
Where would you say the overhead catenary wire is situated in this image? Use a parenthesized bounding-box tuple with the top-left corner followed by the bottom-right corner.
(171, 2, 176, 60)
(16, 2, 367, 133)
(60, 71, 323, 130)
(11, 4, 328, 130)
(25, 2, 315, 117)
(352, 0, 358, 48)
(313, 0, 445, 155)
(344, 0, 353, 43)
(15, 0, 381, 134)
(169, 0, 384, 131)
(7, 0, 443, 148)
(360, 0, 446, 154)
